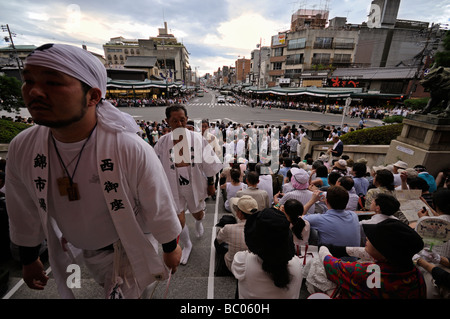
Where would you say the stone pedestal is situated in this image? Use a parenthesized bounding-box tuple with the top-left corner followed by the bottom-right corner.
(298, 123, 331, 160)
(384, 114, 450, 177)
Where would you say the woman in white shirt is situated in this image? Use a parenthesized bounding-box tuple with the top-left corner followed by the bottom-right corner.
(231, 208, 303, 299)
(221, 168, 247, 212)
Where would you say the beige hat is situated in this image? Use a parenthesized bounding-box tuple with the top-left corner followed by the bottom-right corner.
(393, 160, 408, 169)
(372, 165, 385, 172)
(229, 195, 258, 215)
(335, 159, 347, 170)
(356, 158, 368, 165)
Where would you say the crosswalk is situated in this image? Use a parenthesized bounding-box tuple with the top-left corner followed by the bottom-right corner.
(187, 102, 247, 108)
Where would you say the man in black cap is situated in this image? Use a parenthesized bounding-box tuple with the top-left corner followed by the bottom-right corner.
(320, 219, 426, 298)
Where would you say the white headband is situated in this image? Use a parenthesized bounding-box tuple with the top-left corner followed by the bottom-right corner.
(25, 43, 139, 133)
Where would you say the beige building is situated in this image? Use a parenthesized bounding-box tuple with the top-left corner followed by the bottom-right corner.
(269, 9, 359, 88)
(103, 22, 190, 83)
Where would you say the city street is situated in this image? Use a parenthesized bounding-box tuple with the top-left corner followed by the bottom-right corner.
(1, 93, 382, 301)
(119, 90, 383, 129)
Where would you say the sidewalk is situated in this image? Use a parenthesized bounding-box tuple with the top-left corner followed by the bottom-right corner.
(1, 190, 237, 299)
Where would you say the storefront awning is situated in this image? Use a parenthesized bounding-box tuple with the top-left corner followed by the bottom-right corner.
(243, 86, 363, 97)
(107, 79, 183, 89)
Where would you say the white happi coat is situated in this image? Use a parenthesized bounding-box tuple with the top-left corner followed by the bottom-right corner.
(6, 119, 182, 299)
(154, 128, 223, 208)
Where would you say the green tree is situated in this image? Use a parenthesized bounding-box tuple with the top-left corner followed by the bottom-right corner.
(0, 74, 24, 112)
(434, 30, 450, 67)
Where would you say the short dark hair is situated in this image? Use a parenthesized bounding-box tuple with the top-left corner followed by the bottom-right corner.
(315, 165, 328, 178)
(338, 176, 354, 191)
(328, 171, 341, 186)
(352, 162, 367, 178)
(283, 158, 292, 167)
(433, 189, 450, 215)
(374, 193, 400, 216)
(230, 168, 241, 183)
(246, 171, 260, 185)
(326, 185, 349, 210)
(407, 177, 430, 192)
(165, 104, 187, 119)
(375, 169, 395, 190)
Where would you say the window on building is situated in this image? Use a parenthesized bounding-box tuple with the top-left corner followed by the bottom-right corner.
(311, 53, 331, 64)
(288, 38, 306, 50)
(333, 54, 351, 63)
(273, 47, 283, 57)
(286, 54, 304, 65)
(272, 62, 282, 70)
(333, 38, 354, 50)
(314, 37, 333, 49)
(285, 68, 302, 78)
(130, 49, 134, 54)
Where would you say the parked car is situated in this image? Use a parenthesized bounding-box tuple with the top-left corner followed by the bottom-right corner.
(217, 95, 226, 103)
(226, 97, 236, 104)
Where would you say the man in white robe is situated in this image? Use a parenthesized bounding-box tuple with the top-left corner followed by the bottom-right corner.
(154, 105, 223, 264)
(6, 43, 182, 299)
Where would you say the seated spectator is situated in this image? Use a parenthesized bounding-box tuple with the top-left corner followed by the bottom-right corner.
(231, 208, 303, 299)
(321, 219, 426, 299)
(280, 199, 310, 249)
(331, 159, 348, 176)
(282, 169, 294, 194)
(302, 186, 360, 247)
(415, 189, 450, 259)
(351, 162, 369, 196)
(361, 193, 400, 225)
(392, 160, 408, 188)
(255, 163, 274, 205)
(221, 168, 247, 212)
(279, 158, 292, 182)
(236, 171, 270, 213)
(336, 176, 359, 211)
(415, 165, 437, 193)
(320, 171, 341, 192)
(435, 168, 450, 189)
(310, 165, 329, 188)
(408, 177, 433, 208)
(365, 169, 409, 224)
(215, 195, 258, 271)
(398, 168, 419, 190)
(415, 250, 450, 298)
(274, 168, 315, 215)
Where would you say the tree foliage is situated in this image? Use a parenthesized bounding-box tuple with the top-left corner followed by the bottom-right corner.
(0, 119, 30, 143)
(340, 124, 403, 145)
(434, 30, 450, 67)
(0, 74, 24, 112)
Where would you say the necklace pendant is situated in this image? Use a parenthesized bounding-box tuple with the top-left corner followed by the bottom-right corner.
(57, 177, 71, 196)
(67, 183, 80, 201)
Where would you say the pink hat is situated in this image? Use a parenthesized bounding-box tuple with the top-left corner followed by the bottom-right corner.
(290, 168, 309, 190)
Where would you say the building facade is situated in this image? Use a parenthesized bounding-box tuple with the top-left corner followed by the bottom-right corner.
(103, 22, 190, 84)
(235, 58, 251, 84)
(269, 10, 359, 88)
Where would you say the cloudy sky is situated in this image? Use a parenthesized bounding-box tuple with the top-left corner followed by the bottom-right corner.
(1, 0, 449, 76)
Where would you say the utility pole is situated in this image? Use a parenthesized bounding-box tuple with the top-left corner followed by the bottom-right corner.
(258, 38, 262, 89)
(1, 24, 23, 80)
